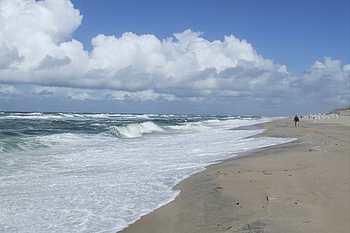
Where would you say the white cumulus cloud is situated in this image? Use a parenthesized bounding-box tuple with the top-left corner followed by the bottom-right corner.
(0, 0, 349, 114)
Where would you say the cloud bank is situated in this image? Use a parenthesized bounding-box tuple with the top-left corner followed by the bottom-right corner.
(0, 0, 349, 114)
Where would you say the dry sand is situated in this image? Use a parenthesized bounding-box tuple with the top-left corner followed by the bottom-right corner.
(119, 116, 350, 233)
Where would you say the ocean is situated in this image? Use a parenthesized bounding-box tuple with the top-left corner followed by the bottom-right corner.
(0, 112, 295, 232)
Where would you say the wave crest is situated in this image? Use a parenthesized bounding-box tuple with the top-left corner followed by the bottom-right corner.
(109, 121, 164, 138)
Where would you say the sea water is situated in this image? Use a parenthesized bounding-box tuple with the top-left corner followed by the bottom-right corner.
(0, 112, 295, 232)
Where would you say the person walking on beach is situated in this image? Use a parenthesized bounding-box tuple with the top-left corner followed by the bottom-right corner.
(293, 115, 299, 127)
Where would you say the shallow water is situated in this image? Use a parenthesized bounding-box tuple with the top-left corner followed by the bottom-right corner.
(0, 112, 294, 232)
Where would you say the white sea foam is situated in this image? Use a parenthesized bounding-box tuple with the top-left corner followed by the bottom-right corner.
(0, 113, 295, 233)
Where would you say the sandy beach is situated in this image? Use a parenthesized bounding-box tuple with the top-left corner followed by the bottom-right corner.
(119, 116, 350, 233)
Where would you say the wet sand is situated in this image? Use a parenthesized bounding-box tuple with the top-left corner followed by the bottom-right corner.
(119, 116, 350, 233)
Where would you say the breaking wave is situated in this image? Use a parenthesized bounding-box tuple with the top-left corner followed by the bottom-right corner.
(109, 121, 164, 138)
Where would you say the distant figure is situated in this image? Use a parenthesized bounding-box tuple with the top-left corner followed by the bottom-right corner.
(293, 115, 299, 127)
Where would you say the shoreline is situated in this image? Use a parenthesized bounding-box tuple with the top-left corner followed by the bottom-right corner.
(119, 116, 350, 233)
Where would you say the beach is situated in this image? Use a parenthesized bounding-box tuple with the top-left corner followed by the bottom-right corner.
(119, 116, 350, 233)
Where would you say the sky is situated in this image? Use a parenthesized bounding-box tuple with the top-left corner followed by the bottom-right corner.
(0, 0, 349, 116)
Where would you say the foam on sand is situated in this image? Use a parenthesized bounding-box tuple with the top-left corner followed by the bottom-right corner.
(120, 116, 350, 233)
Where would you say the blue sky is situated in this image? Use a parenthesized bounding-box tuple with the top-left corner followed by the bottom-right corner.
(72, 0, 349, 76)
(0, 0, 349, 115)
